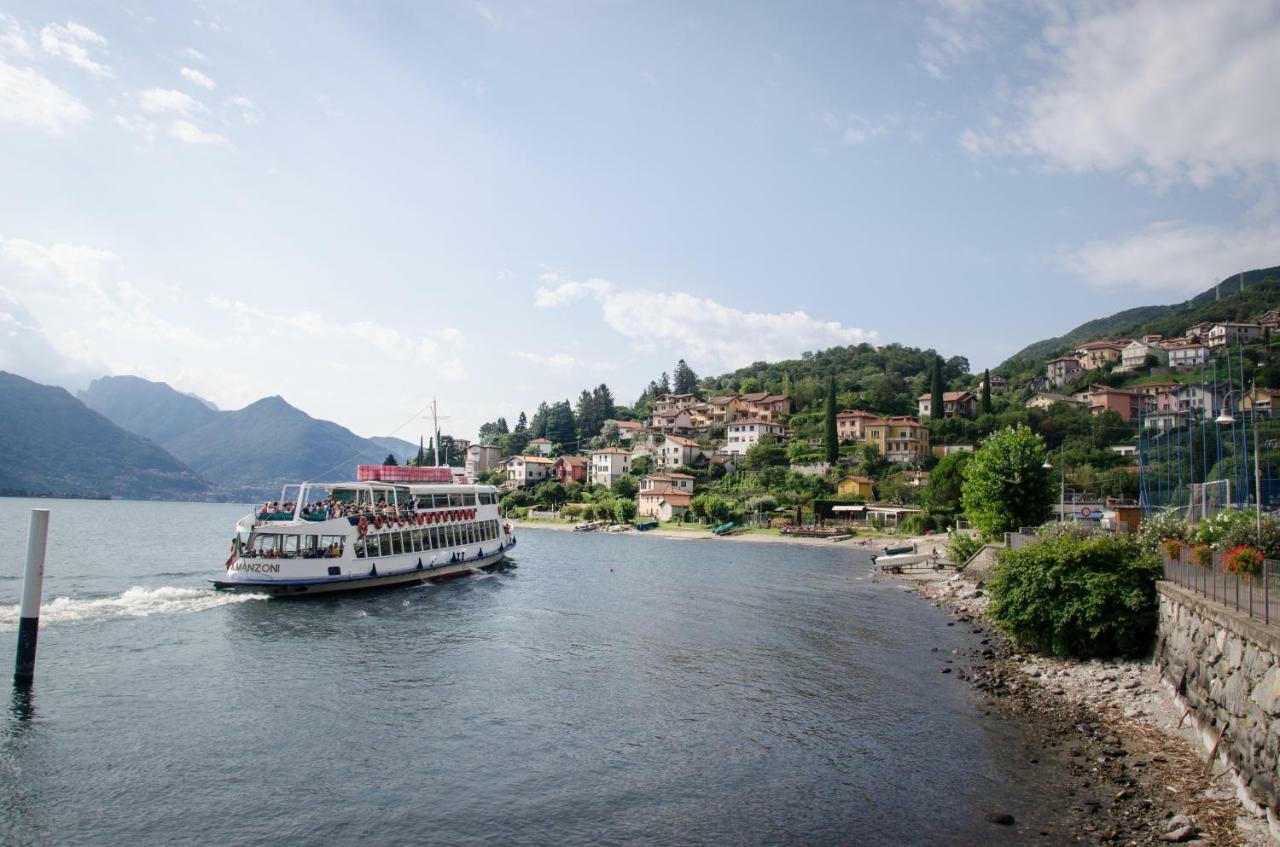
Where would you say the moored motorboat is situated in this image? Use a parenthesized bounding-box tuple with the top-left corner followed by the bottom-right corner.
(213, 465, 515, 596)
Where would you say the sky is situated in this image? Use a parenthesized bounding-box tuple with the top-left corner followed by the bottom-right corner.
(1, 0, 1279, 442)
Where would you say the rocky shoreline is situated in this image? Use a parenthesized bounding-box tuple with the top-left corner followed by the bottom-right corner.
(906, 572, 1273, 846)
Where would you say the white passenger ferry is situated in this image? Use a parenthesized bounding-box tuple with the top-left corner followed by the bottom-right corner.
(213, 465, 514, 596)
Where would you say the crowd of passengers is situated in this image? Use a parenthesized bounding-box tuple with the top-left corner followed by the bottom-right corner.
(244, 542, 343, 560)
(257, 496, 459, 522)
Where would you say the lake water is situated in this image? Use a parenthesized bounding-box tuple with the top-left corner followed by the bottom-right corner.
(0, 499, 1068, 845)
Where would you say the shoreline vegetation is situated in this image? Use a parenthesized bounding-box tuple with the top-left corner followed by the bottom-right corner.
(886, 566, 1272, 845)
(512, 518, 946, 552)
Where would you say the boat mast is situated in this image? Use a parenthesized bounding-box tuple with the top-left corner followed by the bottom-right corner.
(424, 398, 451, 467)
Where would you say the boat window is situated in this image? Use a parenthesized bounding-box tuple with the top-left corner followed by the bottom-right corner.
(392, 533, 403, 555)
(469, 523, 478, 544)
(430, 527, 441, 549)
(380, 534, 392, 557)
(400, 531, 411, 552)
(319, 535, 345, 557)
(445, 525, 456, 548)
(412, 530, 422, 553)
(432, 494, 449, 508)
(354, 538, 366, 559)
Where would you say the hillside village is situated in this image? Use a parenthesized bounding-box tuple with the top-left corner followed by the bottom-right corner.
(450, 282, 1280, 533)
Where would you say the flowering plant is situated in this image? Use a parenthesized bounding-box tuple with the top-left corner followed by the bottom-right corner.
(1160, 537, 1184, 560)
(1190, 543, 1213, 568)
(1223, 545, 1264, 579)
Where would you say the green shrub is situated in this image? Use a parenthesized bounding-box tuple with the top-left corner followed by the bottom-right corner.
(946, 531, 984, 565)
(901, 512, 939, 534)
(1135, 508, 1187, 557)
(987, 533, 1160, 658)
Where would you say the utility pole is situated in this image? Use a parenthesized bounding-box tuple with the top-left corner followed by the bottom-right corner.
(423, 398, 452, 467)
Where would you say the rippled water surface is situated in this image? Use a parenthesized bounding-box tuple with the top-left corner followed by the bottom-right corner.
(0, 499, 1064, 846)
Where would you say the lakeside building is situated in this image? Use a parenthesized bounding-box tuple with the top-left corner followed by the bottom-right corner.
(738, 392, 793, 421)
(652, 393, 699, 415)
(1243, 386, 1280, 418)
(1025, 392, 1085, 411)
(608, 419, 646, 442)
(640, 472, 694, 493)
(527, 438, 554, 456)
(724, 420, 786, 456)
(553, 455, 589, 484)
(1166, 340, 1208, 370)
(637, 487, 692, 521)
(835, 409, 878, 442)
(590, 447, 632, 487)
(465, 443, 503, 478)
(660, 434, 706, 467)
(916, 390, 976, 419)
(505, 454, 554, 487)
(1088, 385, 1143, 422)
(864, 417, 930, 464)
(650, 408, 695, 434)
(1074, 340, 1126, 370)
(837, 476, 874, 498)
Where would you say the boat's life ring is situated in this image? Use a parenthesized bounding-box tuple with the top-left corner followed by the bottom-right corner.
(358, 516, 369, 536)
(374, 516, 383, 530)
(417, 513, 425, 526)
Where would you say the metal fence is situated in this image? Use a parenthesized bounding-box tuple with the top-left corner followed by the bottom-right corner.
(1162, 551, 1280, 626)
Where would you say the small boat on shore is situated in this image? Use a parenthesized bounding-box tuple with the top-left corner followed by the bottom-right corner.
(214, 465, 515, 597)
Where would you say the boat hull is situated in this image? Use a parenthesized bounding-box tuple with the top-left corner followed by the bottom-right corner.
(211, 546, 512, 597)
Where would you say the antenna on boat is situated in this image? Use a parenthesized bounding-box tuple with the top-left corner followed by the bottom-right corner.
(423, 398, 452, 467)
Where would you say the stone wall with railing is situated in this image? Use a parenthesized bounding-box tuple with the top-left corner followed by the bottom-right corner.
(1155, 567, 1280, 836)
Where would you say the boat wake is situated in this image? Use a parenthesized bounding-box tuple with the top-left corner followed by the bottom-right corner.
(0, 586, 268, 630)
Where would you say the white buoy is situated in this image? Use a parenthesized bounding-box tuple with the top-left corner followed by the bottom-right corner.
(14, 509, 49, 685)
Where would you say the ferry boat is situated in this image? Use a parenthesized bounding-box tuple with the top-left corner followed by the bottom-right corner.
(213, 465, 515, 596)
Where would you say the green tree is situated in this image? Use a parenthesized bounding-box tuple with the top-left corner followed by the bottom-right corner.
(630, 454, 653, 476)
(514, 411, 528, 433)
(673, 359, 699, 396)
(923, 450, 972, 519)
(544, 400, 577, 448)
(930, 356, 945, 420)
(744, 437, 788, 470)
(981, 369, 993, 415)
(824, 375, 838, 465)
(961, 425, 1054, 536)
(382, 453, 398, 466)
(612, 474, 639, 499)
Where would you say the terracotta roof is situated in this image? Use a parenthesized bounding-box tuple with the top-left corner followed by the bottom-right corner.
(917, 391, 973, 402)
(528, 438, 553, 444)
(1076, 340, 1126, 350)
(666, 435, 700, 447)
(615, 420, 644, 429)
(837, 409, 877, 418)
(730, 418, 783, 427)
(840, 475, 874, 484)
(511, 454, 554, 464)
(592, 447, 631, 455)
(639, 487, 693, 503)
(1048, 356, 1082, 364)
(556, 456, 588, 468)
(666, 472, 694, 479)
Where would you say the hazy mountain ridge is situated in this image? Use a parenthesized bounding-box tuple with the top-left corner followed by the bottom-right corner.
(79, 375, 219, 446)
(0, 371, 211, 500)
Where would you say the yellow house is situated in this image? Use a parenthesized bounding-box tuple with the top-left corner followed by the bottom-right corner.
(865, 416, 931, 464)
(837, 476, 875, 498)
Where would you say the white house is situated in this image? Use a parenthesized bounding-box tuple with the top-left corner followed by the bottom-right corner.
(1205, 322, 1262, 350)
(527, 437, 554, 456)
(917, 390, 977, 419)
(590, 447, 632, 487)
(659, 435, 705, 468)
(724, 420, 786, 456)
(1167, 341, 1208, 370)
(1046, 356, 1083, 387)
(1119, 339, 1167, 372)
(505, 455, 554, 487)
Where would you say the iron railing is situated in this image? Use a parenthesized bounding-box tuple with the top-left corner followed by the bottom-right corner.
(1162, 550, 1280, 625)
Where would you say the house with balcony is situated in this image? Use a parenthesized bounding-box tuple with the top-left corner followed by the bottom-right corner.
(1118, 339, 1167, 372)
(589, 447, 632, 487)
(864, 417, 930, 464)
(651, 393, 699, 415)
(1166, 340, 1209, 370)
(739, 392, 793, 421)
(505, 455, 554, 487)
(1243, 387, 1280, 418)
(649, 408, 695, 434)
(978, 373, 1008, 393)
(527, 438, 554, 456)
(1088, 385, 1143, 422)
(724, 420, 786, 456)
(917, 390, 976, 419)
(1046, 356, 1083, 388)
(553, 455, 589, 484)
(1205, 322, 1262, 350)
(609, 419, 646, 442)
(1025, 392, 1084, 411)
(1074, 340, 1127, 371)
(640, 472, 694, 493)
(835, 409, 878, 442)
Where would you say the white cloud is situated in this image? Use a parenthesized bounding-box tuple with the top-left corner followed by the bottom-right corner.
(534, 275, 878, 371)
(0, 60, 90, 134)
(1065, 219, 1280, 295)
(513, 351, 615, 373)
(139, 87, 204, 115)
(180, 66, 216, 90)
(962, 0, 1280, 187)
(227, 94, 260, 125)
(113, 113, 158, 142)
(169, 119, 227, 146)
(40, 21, 109, 76)
(917, 0, 990, 79)
(0, 289, 97, 389)
(180, 47, 207, 62)
(0, 13, 32, 58)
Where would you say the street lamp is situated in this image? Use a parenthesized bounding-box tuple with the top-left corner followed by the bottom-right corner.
(1216, 382, 1263, 542)
(1044, 443, 1066, 522)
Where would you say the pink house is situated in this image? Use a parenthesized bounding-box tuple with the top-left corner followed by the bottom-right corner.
(1088, 385, 1143, 422)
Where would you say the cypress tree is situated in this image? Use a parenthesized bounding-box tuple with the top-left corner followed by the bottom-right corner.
(930, 356, 945, 420)
(981, 368, 993, 415)
(825, 375, 838, 465)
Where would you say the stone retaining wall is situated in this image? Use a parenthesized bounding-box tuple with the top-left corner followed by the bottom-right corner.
(1155, 582, 1280, 835)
